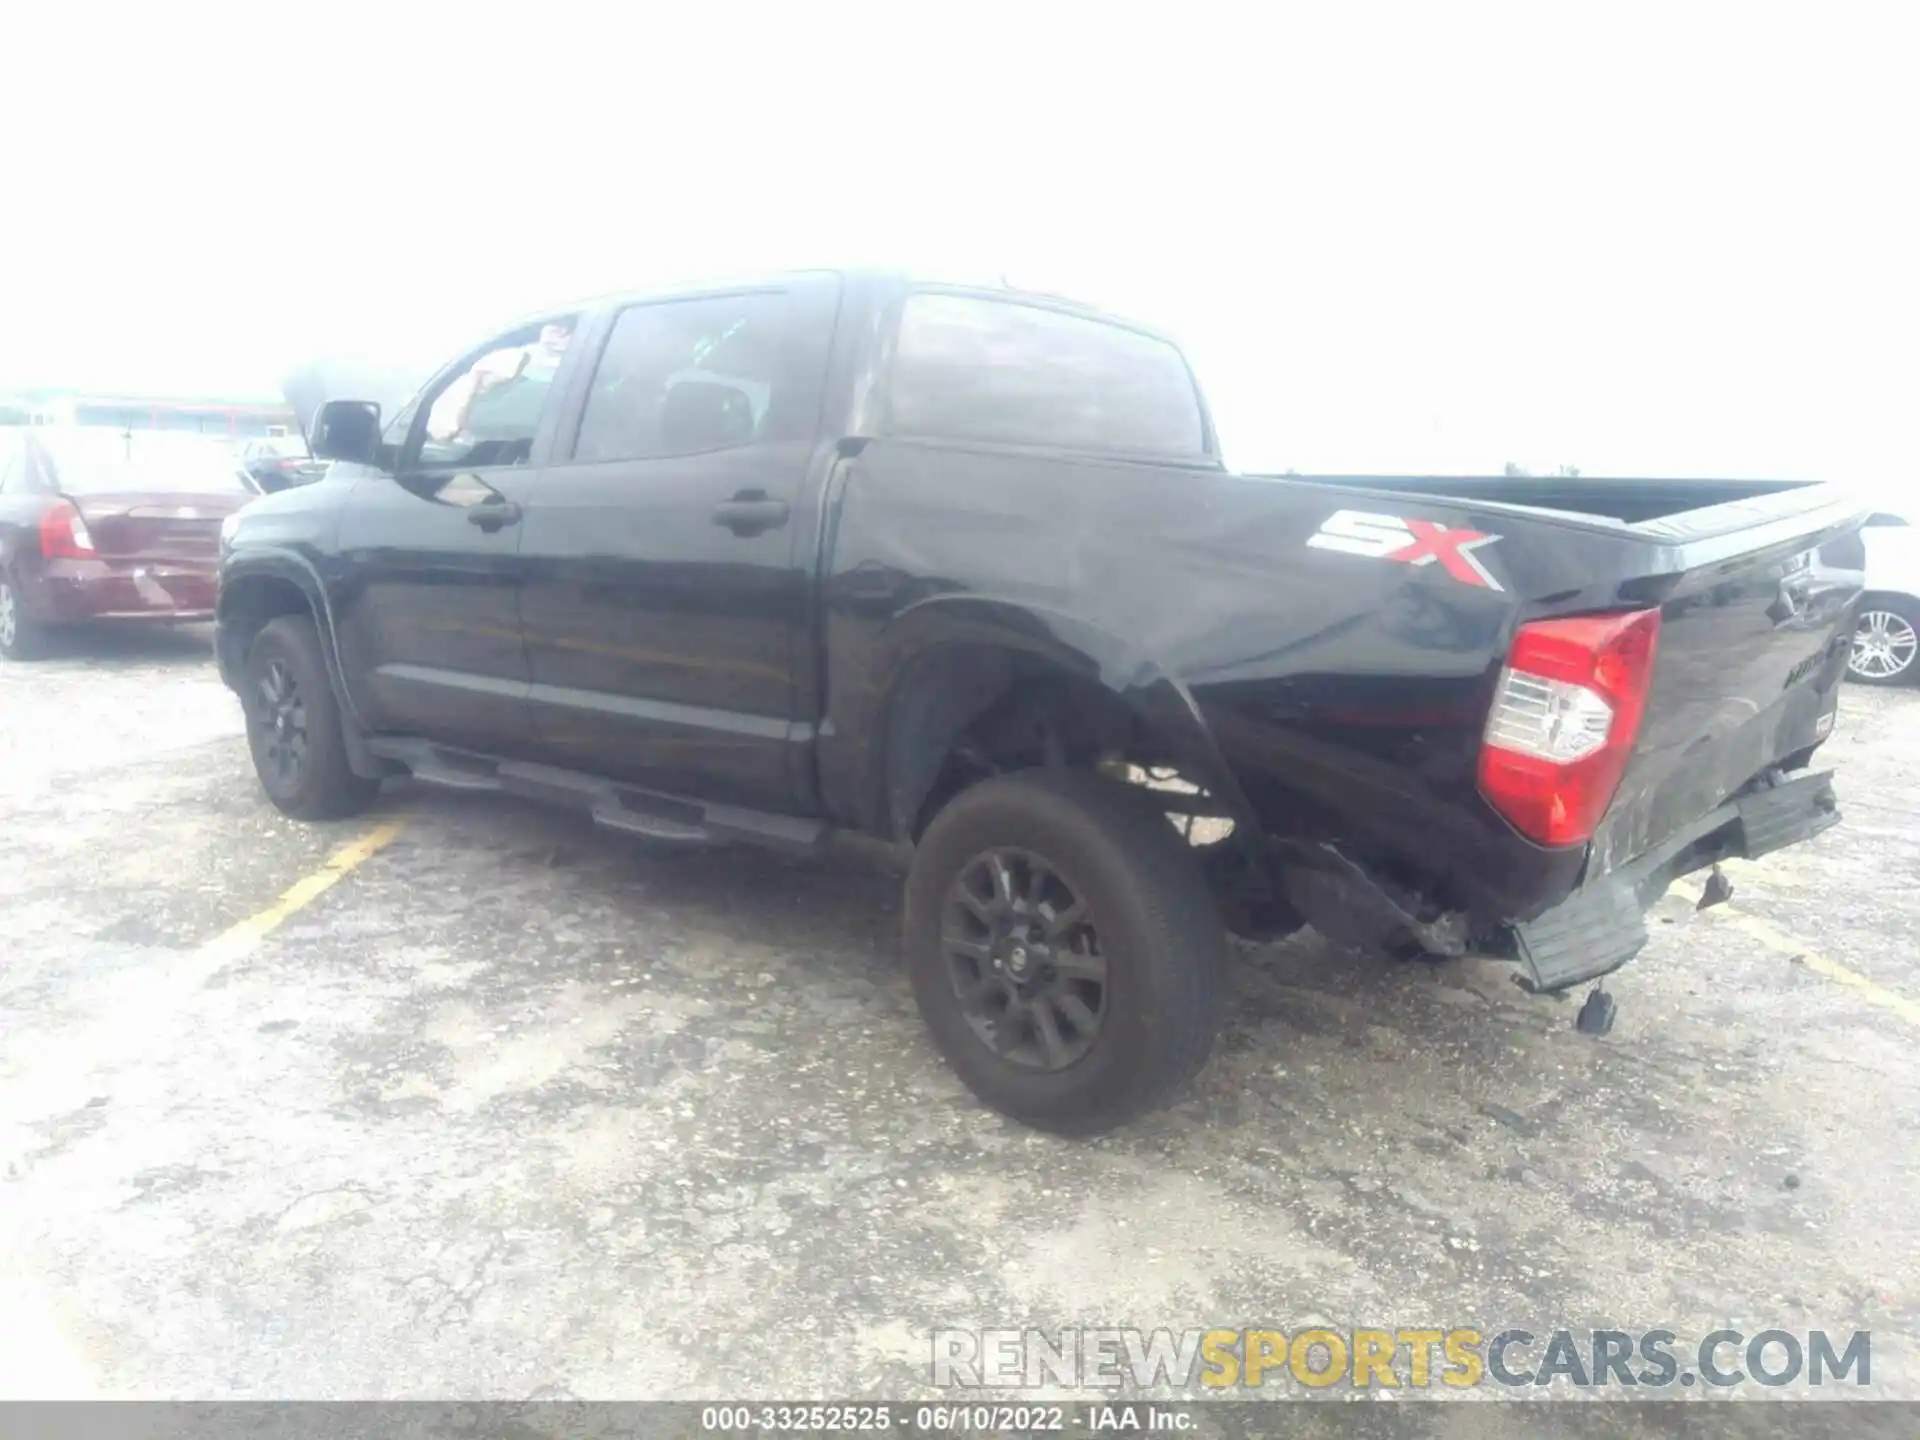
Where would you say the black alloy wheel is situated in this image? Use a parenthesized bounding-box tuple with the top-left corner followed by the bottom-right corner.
(255, 656, 311, 790)
(904, 769, 1229, 1135)
(242, 615, 380, 820)
(941, 847, 1108, 1071)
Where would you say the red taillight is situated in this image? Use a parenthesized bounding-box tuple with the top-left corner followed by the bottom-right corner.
(39, 500, 97, 559)
(1477, 608, 1662, 847)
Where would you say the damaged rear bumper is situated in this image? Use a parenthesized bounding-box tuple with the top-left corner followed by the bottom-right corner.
(1510, 768, 1840, 993)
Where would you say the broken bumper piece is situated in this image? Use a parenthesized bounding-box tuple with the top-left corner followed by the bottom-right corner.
(1511, 769, 1839, 993)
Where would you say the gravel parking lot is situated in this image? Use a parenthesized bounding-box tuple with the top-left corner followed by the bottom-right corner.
(3, 627, 1919, 1404)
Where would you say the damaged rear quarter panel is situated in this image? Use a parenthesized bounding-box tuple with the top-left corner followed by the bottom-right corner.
(814, 438, 1611, 920)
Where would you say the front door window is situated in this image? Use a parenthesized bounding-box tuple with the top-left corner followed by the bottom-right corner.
(415, 318, 578, 470)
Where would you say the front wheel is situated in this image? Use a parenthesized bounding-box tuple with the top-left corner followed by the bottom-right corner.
(903, 770, 1228, 1135)
(243, 615, 381, 820)
(1849, 598, 1920, 686)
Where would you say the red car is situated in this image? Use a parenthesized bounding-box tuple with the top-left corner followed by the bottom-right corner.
(0, 428, 260, 660)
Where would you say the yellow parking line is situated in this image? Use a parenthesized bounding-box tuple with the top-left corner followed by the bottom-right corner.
(1671, 875, 1920, 1028)
(196, 818, 407, 967)
(0, 820, 405, 1400)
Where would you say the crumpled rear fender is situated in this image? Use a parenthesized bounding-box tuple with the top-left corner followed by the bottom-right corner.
(831, 595, 1258, 840)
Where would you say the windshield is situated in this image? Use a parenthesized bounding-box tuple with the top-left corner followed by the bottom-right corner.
(43, 432, 256, 495)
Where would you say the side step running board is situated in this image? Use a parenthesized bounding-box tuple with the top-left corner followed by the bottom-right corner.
(367, 739, 829, 853)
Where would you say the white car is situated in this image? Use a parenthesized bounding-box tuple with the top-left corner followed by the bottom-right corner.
(1851, 508, 1920, 684)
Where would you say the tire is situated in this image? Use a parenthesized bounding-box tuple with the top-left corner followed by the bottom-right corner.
(243, 615, 381, 820)
(904, 769, 1229, 1135)
(0, 572, 51, 661)
(1848, 596, 1920, 686)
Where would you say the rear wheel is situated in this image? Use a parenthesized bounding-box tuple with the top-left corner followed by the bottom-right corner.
(904, 770, 1228, 1135)
(1849, 598, 1920, 686)
(0, 573, 51, 661)
(244, 615, 380, 820)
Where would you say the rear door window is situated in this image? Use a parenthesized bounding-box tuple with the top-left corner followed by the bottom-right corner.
(887, 292, 1207, 458)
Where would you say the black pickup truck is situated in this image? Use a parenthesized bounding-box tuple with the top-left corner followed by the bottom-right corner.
(218, 268, 1864, 1133)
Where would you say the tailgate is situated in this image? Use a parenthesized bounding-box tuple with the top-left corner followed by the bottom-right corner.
(1585, 485, 1866, 876)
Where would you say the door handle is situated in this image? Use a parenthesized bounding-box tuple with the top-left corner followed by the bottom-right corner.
(466, 500, 522, 532)
(712, 490, 790, 536)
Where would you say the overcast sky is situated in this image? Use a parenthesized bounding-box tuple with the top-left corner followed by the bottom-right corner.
(3, 2, 1914, 481)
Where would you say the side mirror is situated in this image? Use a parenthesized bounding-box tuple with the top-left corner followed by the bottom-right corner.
(310, 399, 382, 464)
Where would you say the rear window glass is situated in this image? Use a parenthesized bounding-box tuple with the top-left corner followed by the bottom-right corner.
(40, 433, 255, 495)
(888, 292, 1206, 457)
